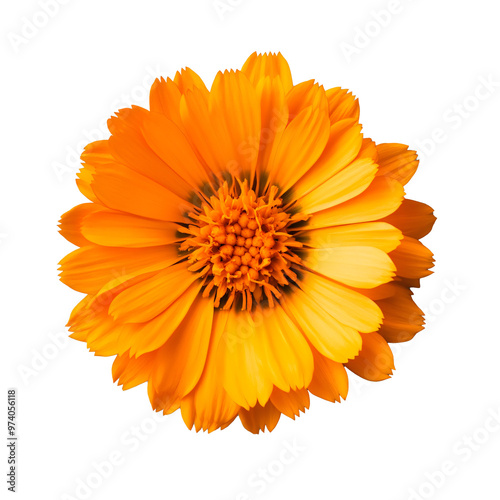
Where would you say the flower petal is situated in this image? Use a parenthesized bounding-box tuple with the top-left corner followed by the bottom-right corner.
(59, 245, 180, 294)
(326, 87, 360, 123)
(91, 163, 192, 222)
(308, 348, 348, 403)
(270, 387, 309, 420)
(267, 104, 330, 193)
(376, 143, 418, 186)
(241, 52, 293, 93)
(280, 286, 362, 362)
(382, 199, 436, 239)
(300, 221, 403, 253)
(307, 176, 404, 229)
(108, 261, 200, 324)
(81, 210, 181, 247)
(221, 305, 313, 409)
(298, 158, 378, 213)
(302, 246, 397, 288)
(376, 284, 425, 343)
(238, 401, 281, 434)
(389, 236, 434, 279)
(180, 310, 240, 433)
(345, 332, 395, 381)
(300, 270, 383, 333)
(147, 295, 214, 412)
(292, 119, 363, 199)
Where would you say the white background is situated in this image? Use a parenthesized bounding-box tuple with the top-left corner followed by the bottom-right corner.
(2, 1, 500, 499)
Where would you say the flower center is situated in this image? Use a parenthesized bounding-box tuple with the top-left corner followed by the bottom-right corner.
(181, 182, 304, 310)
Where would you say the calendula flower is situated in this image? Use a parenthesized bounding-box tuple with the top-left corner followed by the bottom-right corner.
(59, 52, 435, 433)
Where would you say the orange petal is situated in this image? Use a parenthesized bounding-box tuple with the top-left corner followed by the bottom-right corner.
(326, 87, 360, 123)
(142, 112, 211, 191)
(241, 52, 293, 93)
(59, 203, 107, 247)
(174, 67, 208, 94)
(376, 285, 425, 343)
(238, 401, 281, 434)
(254, 75, 289, 184)
(147, 295, 214, 413)
(270, 387, 310, 420)
(292, 119, 363, 199)
(382, 199, 436, 239)
(149, 77, 183, 128)
(180, 310, 240, 433)
(267, 104, 330, 193)
(123, 280, 204, 357)
(209, 70, 261, 182)
(345, 332, 395, 381)
(308, 348, 348, 403)
(112, 350, 154, 390)
(59, 245, 180, 294)
(90, 163, 192, 222)
(286, 80, 329, 120)
(107, 107, 193, 198)
(108, 261, 200, 324)
(80, 210, 180, 247)
(389, 236, 434, 279)
(376, 143, 419, 186)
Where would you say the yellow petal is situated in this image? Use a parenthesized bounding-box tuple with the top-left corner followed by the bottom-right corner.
(280, 286, 362, 362)
(292, 119, 363, 199)
(302, 246, 396, 288)
(299, 158, 378, 213)
(221, 305, 313, 409)
(300, 221, 403, 253)
(300, 270, 383, 333)
(307, 176, 404, 229)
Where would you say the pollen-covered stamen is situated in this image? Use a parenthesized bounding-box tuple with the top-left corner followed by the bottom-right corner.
(180, 181, 304, 310)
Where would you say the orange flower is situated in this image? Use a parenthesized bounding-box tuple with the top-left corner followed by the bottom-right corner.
(59, 52, 435, 433)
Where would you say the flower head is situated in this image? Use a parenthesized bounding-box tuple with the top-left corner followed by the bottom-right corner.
(59, 52, 435, 433)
